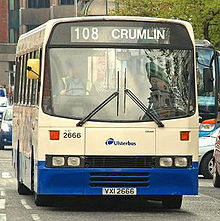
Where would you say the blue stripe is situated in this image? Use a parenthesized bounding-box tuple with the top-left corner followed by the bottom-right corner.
(37, 161, 198, 195)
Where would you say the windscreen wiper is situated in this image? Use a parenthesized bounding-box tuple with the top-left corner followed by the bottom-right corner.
(124, 89, 164, 127)
(76, 92, 119, 127)
(76, 71, 120, 127)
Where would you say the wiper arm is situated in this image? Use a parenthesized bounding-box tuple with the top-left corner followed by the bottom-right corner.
(77, 71, 120, 127)
(124, 89, 164, 127)
(76, 91, 119, 127)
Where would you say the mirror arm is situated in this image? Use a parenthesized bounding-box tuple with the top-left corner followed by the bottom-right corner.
(27, 66, 39, 77)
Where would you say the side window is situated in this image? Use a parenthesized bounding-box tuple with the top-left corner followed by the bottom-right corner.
(14, 57, 21, 103)
(18, 55, 24, 104)
(30, 49, 40, 105)
(36, 48, 42, 105)
(21, 54, 28, 104)
(29, 48, 42, 106)
(42, 49, 52, 114)
(25, 53, 32, 105)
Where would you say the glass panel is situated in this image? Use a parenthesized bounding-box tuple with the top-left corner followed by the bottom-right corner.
(0, 89, 6, 97)
(197, 48, 216, 115)
(28, 0, 50, 8)
(19, 56, 24, 104)
(4, 109, 12, 121)
(9, 29, 14, 43)
(22, 55, 27, 104)
(43, 47, 194, 122)
(9, 0, 15, 10)
(60, 0, 75, 5)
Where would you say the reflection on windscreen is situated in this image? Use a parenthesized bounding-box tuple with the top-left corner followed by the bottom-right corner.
(42, 48, 194, 122)
(197, 48, 216, 113)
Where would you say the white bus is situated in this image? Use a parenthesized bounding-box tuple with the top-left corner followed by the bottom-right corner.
(13, 16, 198, 209)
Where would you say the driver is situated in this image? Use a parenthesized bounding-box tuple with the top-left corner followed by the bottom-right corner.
(60, 65, 95, 95)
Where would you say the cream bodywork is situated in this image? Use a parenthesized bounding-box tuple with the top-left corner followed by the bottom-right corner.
(38, 109, 198, 161)
(13, 16, 198, 192)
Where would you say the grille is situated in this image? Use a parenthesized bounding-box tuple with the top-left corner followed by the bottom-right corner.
(89, 172, 149, 188)
(84, 156, 155, 168)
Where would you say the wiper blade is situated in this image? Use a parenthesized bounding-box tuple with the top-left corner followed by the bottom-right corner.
(76, 91, 119, 127)
(124, 89, 164, 127)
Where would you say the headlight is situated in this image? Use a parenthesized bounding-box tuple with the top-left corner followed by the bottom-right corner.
(46, 155, 82, 167)
(174, 157, 188, 167)
(67, 157, 80, 167)
(1, 123, 10, 132)
(159, 157, 173, 167)
(52, 156, 65, 167)
(199, 123, 215, 132)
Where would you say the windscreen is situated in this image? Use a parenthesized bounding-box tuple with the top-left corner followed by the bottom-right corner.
(4, 109, 12, 121)
(42, 20, 195, 122)
(196, 47, 217, 120)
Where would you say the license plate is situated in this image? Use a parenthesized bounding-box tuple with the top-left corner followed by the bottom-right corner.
(102, 188, 137, 195)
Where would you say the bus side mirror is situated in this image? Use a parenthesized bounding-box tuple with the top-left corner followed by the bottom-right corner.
(203, 68, 213, 92)
(27, 59, 40, 79)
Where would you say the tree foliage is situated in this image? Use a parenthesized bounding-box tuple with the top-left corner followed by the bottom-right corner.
(112, 0, 220, 48)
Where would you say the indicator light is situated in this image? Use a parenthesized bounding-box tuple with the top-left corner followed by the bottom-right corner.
(49, 130, 60, 140)
(180, 131, 190, 141)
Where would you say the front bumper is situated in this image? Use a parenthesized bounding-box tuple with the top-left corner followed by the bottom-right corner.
(37, 161, 198, 196)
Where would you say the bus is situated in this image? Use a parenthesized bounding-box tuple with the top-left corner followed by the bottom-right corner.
(196, 40, 220, 138)
(12, 16, 198, 209)
(196, 40, 220, 178)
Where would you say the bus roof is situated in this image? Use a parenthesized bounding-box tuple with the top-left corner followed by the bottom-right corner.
(195, 39, 215, 49)
(17, 16, 194, 56)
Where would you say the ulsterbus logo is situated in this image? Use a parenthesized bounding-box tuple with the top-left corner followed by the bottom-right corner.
(105, 138, 136, 146)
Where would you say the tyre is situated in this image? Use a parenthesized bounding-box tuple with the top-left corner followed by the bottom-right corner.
(0, 145, 4, 150)
(18, 181, 32, 195)
(34, 193, 47, 206)
(213, 161, 220, 187)
(200, 152, 214, 179)
(162, 195, 182, 209)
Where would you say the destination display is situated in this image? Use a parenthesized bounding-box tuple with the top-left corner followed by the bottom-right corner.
(49, 21, 193, 48)
(70, 26, 170, 44)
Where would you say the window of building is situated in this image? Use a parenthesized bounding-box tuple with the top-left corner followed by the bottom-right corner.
(9, 28, 19, 43)
(28, 0, 50, 8)
(27, 25, 38, 32)
(9, 0, 15, 10)
(9, 29, 15, 43)
(60, 0, 75, 5)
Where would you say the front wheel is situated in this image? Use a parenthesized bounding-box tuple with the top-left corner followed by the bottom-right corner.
(34, 193, 48, 206)
(162, 195, 182, 209)
(200, 152, 214, 179)
(213, 161, 220, 187)
(18, 181, 32, 195)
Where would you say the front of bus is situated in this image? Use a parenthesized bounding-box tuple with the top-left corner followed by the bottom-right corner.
(39, 17, 198, 208)
(196, 40, 219, 137)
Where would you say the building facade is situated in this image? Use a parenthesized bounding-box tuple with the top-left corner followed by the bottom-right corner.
(0, 0, 18, 88)
(19, 0, 92, 35)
